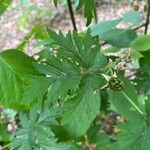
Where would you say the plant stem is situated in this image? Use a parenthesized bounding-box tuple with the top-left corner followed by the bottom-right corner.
(67, 0, 77, 31)
(93, 0, 98, 23)
(144, 0, 150, 34)
(1, 143, 11, 150)
(121, 91, 145, 117)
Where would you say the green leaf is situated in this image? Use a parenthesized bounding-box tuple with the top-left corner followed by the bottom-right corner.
(47, 28, 100, 68)
(47, 143, 82, 150)
(134, 51, 150, 94)
(122, 11, 142, 25)
(0, 123, 10, 142)
(0, 0, 12, 15)
(11, 106, 60, 150)
(22, 76, 52, 106)
(61, 87, 100, 138)
(130, 50, 143, 59)
(87, 125, 110, 150)
(77, 0, 96, 26)
(0, 50, 37, 109)
(108, 75, 139, 119)
(90, 19, 121, 37)
(112, 115, 146, 150)
(130, 35, 150, 51)
(34, 58, 81, 104)
(17, 24, 48, 52)
(101, 29, 137, 48)
(145, 96, 150, 118)
(90, 52, 108, 71)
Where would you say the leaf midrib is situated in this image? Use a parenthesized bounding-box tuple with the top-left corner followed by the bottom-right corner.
(0, 56, 23, 82)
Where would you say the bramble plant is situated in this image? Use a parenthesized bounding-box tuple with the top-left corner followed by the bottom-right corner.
(0, 0, 150, 149)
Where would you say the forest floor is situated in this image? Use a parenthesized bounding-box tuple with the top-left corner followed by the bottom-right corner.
(0, 0, 148, 55)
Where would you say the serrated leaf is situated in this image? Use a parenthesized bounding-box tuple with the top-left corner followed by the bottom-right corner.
(122, 11, 142, 25)
(77, 0, 96, 26)
(0, 50, 37, 109)
(47, 28, 100, 68)
(130, 35, 150, 51)
(11, 106, 60, 150)
(112, 115, 146, 150)
(22, 76, 52, 106)
(35, 58, 82, 104)
(61, 87, 100, 138)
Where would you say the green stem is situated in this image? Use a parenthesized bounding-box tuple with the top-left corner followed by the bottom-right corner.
(121, 91, 145, 117)
(1, 143, 11, 150)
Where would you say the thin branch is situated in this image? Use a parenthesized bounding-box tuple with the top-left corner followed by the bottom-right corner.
(132, 23, 146, 31)
(93, 0, 98, 23)
(67, 0, 77, 31)
(144, 0, 150, 34)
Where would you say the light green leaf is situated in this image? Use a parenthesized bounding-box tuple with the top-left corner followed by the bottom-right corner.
(122, 11, 142, 25)
(90, 19, 121, 37)
(0, 50, 37, 109)
(102, 29, 137, 48)
(130, 35, 150, 51)
(61, 87, 100, 138)
(130, 50, 143, 59)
